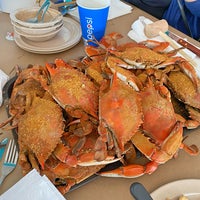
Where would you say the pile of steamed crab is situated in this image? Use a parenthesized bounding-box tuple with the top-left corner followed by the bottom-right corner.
(1, 32, 200, 194)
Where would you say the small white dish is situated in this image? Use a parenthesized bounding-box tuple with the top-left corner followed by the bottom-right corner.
(14, 23, 63, 42)
(151, 179, 200, 200)
(14, 17, 82, 54)
(10, 7, 63, 28)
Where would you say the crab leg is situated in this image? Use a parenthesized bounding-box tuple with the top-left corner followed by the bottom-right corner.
(180, 143, 199, 155)
(140, 40, 170, 52)
(99, 120, 197, 178)
(99, 164, 146, 178)
(99, 160, 160, 178)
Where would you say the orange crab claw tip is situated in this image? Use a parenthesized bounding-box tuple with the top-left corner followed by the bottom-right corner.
(39, 160, 45, 170)
(145, 161, 158, 174)
(46, 59, 72, 76)
(66, 155, 78, 167)
(55, 58, 72, 68)
(180, 143, 199, 155)
(45, 62, 56, 75)
(57, 180, 76, 194)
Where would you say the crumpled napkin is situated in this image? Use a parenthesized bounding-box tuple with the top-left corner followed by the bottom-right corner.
(128, 16, 161, 43)
(0, 69, 9, 106)
(128, 16, 200, 62)
(1, 169, 66, 200)
(68, 0, 132, 21)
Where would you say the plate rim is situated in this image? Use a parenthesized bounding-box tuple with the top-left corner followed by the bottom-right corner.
(150, 179, 200, 200)
(14, 17, 81, 54)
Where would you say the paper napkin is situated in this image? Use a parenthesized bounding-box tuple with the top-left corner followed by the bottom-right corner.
(68, 0, 132, 21)
(1, 169, 66, 200)
(0, 69, 9, 106)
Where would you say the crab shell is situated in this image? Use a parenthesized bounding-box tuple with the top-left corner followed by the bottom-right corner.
(109, 40, 184, 70)
(98, 71, 143, 157)
(110, 46, 168, 68)
(44, 59, 99, 119)
(18, 95, 65, 170)
(140, 78, 178, 143)
(10, 79, 45, 111)
(0, 65, 48, 129)
(167, 70, 200, 109)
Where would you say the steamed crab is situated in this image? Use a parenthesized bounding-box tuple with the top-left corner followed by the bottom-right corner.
(42, 59, 99, 136)
(165, 61, 200, 125)
(1, 32, 200, 194)
(18, 94, 65, 171)
(100, 70, 198, 178)
(0, 65, 47, 129)
(95, 69, 143, 162)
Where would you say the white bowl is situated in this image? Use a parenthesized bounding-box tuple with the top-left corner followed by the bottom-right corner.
(14, 23, 63, 42)
(10, 7, 63, 28)
(11, 19, 63, 35)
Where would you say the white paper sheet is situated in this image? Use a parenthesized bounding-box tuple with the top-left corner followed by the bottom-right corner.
(1, 169, 66, 200)
(68, 0, 133, 21)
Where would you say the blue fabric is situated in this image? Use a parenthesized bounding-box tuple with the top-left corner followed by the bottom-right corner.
(125, 0, 171, 18)
(163, 0, 200, 40)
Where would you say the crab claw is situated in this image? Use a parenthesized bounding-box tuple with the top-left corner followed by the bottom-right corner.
(99, 160, 160, 178)
(99, 164, 145, 178)
(107, 56, 143, 90)
(99, 32, 123, 49)
(140, 40, 169, 52)
(180, 143, 199, 155)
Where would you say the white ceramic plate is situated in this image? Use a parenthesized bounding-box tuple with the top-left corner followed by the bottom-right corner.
(14, 17, 81, 54)
(14, 24, 63, 42)
(151, 179, 200, 200)
(11, 19, 63, 35)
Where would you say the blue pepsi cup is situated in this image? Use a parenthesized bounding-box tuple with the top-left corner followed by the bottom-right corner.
(77, 0, 110, 45)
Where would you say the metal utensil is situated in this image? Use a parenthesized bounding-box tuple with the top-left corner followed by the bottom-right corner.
(159, 31, 198, 68)
(166, 31, 200, 57)
(130, 182, 153, 200)
(0, 139, 18, 185)
(27, 0, 50, 23)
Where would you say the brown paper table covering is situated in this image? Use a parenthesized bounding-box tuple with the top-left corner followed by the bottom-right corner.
(0, 6, 200, 200)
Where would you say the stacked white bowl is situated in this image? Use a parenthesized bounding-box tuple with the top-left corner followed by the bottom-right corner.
(10, 7, 63, 42)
